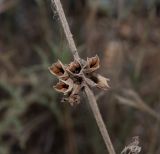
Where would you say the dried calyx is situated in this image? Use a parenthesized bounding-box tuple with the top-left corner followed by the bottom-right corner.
(49, 55, 109, 105)
(84, 55, 100, 73)
(49, 60, 68, 79)
(54, 79, 73, 95)
(67, 60, 82, 75)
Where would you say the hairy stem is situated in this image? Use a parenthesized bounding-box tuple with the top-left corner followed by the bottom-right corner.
(51, 0, 116, 154)
(51, 0, 79, 60)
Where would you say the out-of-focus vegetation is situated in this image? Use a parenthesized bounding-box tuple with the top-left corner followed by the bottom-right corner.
(0, 0, 160, 154)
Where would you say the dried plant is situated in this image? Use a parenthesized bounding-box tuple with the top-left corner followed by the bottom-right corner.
(50, 0, 116, 154)
(49, 60, 67, 78)
(121, 137, 141, 154)
(115, 89, 160, 121)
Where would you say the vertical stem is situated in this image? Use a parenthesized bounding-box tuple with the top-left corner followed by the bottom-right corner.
(85, 86, 116, 154)
(51, 0, 79, 60)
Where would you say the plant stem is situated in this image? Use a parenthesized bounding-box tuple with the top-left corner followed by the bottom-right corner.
(51, 0, 116, 153)
(51, 0, 79, 60)
(85, 86, 116, 154)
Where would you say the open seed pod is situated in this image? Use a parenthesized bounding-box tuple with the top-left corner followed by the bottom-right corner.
(66, 59, 82, 75)
(50, 54, 110, 105)
(84, 55, 100, 73)
(49, 60, 68, 79)
(89, 74, 110, 90)
(54, 78, 73, 95)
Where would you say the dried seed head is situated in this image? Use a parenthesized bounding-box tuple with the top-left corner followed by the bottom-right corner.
(49, 60, 67, 78)
(67, 60, 82, 75)
(84, 55, 100, 73)
(54, 79, 73, 95)
(90, 74, 110, 90)
(49, 54, 110, 105)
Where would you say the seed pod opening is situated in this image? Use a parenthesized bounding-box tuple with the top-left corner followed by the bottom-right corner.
(54, 79, 73, 95)
(67, 60, 82, 75)
(84, 55, 100, 73)
(49, 60, 66, 77)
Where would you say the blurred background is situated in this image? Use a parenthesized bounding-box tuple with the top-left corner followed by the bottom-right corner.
(0, 0, 160, 153)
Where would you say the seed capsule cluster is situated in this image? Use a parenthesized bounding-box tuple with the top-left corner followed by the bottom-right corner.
(49, 55, 109, 105)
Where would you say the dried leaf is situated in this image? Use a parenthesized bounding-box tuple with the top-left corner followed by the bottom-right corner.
(49, 60, 67, 78)
(84, 55, 100, 73)
(54, 79, 73, 95)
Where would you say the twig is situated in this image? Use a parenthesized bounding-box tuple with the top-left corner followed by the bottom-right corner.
(115, 89, 160, 121)
(85, 86, 116, 154)
(51, 0, 116, 154)
(51, 0, 79, 60)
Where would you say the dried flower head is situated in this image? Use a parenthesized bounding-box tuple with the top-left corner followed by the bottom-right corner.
(84, 55, 100, 73)
(49, 60, 67, 78)
(54, 79, 73, 95)
(49, 55, 109, 105)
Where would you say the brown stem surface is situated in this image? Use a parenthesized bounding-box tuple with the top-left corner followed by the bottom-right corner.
(51, 0, 79, 60)
(85, 86, 116, 154)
